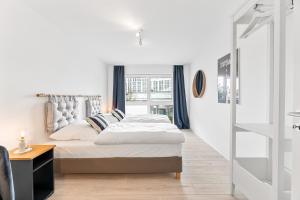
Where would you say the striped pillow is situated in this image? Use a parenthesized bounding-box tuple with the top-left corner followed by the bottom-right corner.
(86, 114, 109, 133)
(112, 109, 125, 121)
(115, 109, 125, 118)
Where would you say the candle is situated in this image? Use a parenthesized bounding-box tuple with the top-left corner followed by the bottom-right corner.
(20, 130, 26, 139)
(19, 130, 27, 151)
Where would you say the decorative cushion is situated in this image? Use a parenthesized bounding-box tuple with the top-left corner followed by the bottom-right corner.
(46, 96, 79, 133)
(86, 114, 109, 133)
(86, 97, 102, 117)
(111, 109, 125, 121)
(115, 109, 125, 118)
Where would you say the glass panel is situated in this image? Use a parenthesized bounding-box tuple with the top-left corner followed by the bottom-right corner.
(126, 105, 148, 115)
(150, 105, 173, 122)
(150, 78, 172, 101)
(125, 76, 173, 121)
(126, 77, 147, 101)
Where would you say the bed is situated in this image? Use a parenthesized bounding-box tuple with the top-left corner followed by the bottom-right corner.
(45, 96, 184, 179)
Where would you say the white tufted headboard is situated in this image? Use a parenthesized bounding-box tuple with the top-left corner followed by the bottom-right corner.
(86, 97, 102, 117)
(46, 96, 79, 133)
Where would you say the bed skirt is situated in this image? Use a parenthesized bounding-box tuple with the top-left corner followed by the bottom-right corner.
(54, 157, 182, 174)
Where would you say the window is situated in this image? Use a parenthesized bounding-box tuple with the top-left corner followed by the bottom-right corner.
(126, 77, 147, 101)
(126, 75, 173, 121)
(150, 78, 172, 100)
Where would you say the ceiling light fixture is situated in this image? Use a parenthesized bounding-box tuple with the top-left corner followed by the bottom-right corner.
(136, 29, 143, 46)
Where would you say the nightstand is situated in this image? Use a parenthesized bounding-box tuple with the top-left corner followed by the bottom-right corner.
(9, 145, 56, 200)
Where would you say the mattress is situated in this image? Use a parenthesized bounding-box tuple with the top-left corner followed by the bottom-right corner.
(46, 140, 182, 159)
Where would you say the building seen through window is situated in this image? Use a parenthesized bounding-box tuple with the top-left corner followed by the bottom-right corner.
(126, 76, 173, 121)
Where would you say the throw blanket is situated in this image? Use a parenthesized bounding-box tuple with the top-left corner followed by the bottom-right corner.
(94, 123, 185, 145)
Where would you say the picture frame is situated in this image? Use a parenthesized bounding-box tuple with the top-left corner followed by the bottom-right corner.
(217, 49, 240, 104)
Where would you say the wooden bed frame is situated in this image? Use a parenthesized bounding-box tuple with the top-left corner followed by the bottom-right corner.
(54, 157, 182, 179)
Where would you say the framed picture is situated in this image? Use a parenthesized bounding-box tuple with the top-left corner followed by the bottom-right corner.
(217, 50, 240, 104)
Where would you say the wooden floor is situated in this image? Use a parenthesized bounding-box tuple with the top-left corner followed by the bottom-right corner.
(49, 131, 245, 200)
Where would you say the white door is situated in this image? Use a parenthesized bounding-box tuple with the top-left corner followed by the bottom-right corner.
(292, 0, 300, 198)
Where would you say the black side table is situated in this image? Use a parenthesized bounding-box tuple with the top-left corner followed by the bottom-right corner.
(9, 145, 56, 200)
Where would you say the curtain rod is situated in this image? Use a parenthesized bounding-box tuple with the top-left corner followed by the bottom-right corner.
(36, 93, 101, 98)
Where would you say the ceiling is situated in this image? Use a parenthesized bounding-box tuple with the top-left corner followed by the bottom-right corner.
(23, 0, 244, 64)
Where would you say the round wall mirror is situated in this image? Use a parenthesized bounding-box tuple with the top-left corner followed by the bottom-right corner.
(192, 70, 206, 98)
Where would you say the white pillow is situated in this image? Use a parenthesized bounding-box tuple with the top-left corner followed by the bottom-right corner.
(102, 113, 119, 123)
(49, 120, 98, 141)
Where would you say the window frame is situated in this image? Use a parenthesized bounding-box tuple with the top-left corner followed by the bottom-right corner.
(125, 74, 173, 114)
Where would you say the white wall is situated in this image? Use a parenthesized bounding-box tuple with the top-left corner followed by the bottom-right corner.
(189, 13, 296, 159)
(107, 64, 190, 115)
(293, 3, 300, 112)
(0, 1, 107, 149)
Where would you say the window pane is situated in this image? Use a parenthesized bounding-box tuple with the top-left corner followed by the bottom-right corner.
(150, 105, 173, 122)
(126, 105, 148, 115)
(126, 77, 147, 101)
(150, 78, 172, 101)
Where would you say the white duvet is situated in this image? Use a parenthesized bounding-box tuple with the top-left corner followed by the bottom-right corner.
(94, 123, 185, 145)
(121, 114, 170, 123)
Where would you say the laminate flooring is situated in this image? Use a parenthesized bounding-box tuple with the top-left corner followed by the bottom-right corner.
(49, 131, 246, 200)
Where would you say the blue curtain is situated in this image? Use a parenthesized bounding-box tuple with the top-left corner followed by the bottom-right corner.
(112, 65, 125, 113)
(173, 65, 190, 129)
